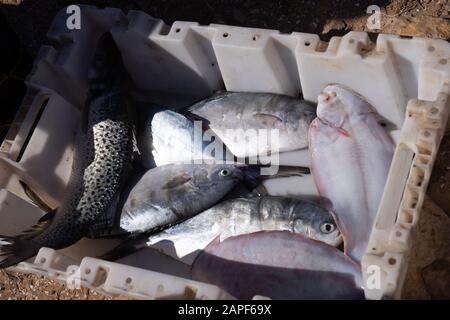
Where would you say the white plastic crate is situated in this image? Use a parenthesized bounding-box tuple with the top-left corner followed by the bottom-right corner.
(1, 5, 449, 299)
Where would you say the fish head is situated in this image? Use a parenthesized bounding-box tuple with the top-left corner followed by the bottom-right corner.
(316, 87, 348, 130)
(291, 201, 342, 247)
(316, 84, 376, 137)
(192, 164, 244, 192)
(318, 84, 374, 121)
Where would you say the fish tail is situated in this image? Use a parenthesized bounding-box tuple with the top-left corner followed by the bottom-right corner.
(19, 180, 53, 212)
(0, 235, 40, 269)
(271, 165, 311, 177)
(244, 165, 310, 183)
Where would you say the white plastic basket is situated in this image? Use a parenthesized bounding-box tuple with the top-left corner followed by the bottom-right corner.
(1, 5, 449, 299)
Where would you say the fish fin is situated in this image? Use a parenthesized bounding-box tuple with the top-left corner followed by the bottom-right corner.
(100, 220, 185, 261)
(86, 205, 118, 239)
(179, 110, 211, 131)
(17, 209, 56, 240)
(250, 184, 269, 197)
(131, 126, 140, 155)
(19, 180, 53, 212)
(186, 91, 229, 112)
(253, 113, 284, 128)
(87, 204, 128, 239)
(257, 165, 310, 180)
(162, 173, 192, 189)
(0, 235, 40, 268)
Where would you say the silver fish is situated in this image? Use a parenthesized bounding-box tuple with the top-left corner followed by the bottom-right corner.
(146, 196, 342, 264)
(188, 92, 316, 158)
(309, 84, 394, 263)
(150, 110, 230, 166)
(191, 231, 364, 300)
(134, 103, 166, 169)
(118, 163, 253, 234)
(99, 165, 311, 261)
(0, 32, 134, 268)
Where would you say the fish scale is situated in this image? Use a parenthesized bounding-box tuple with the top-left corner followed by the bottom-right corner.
(309, 84, 394, 264)
(191, 231, 363, 300)
(144, 196, 342, 265)
(0, 32, 134, 268)
(149, 92, 316, 165)
(30, 56, 134, 247)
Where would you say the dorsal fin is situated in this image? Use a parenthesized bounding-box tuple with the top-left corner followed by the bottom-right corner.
(19, 180, 53, 212)
(17, 210, 56, 240)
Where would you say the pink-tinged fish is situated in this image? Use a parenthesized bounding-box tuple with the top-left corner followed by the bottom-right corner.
(191, 231, 363, 300)
(309, 84, 394, 263)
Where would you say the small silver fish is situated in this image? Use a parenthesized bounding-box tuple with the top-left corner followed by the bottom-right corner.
(150, 110, 229, 166)
(118, 163, 249, 234)
(188, 92, 316, 157)
(309, 84, 394, 263)
(146, 196, 342, 264)
(99, 165, 311, 261)
(0, 32, 134, 268)
(192, 231, 364, 300)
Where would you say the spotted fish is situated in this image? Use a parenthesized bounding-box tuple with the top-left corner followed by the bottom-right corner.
(0, 32, 134, 268)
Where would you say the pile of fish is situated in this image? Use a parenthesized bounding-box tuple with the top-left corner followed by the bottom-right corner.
(0, 33, 395, 300)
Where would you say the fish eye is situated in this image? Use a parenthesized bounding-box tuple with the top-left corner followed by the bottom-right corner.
(219, 169, 232, 177)
(320, 222, 336, 234)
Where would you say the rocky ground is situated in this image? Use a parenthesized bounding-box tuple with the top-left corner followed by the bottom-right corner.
(0, 0, 449, 300)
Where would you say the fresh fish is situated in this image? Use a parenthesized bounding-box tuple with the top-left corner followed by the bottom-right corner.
(118, 163, 250, 234)
(309, 84, 394, 263)
(88, 160, 311, 240)
(191, 231, 364, 300)
(150, 109, 313, 185)
(0, 32, 134, 268)
(151, 110, 232, 166)
(145, 196, 341, 264)
(187, 92, 316, 158)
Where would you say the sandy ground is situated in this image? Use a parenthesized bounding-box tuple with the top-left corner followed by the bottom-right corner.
(0, 0, 449, 300)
